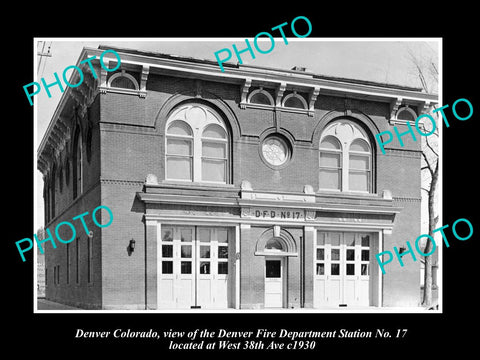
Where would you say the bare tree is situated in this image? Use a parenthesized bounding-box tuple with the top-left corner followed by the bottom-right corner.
(405, 43, 439, 307)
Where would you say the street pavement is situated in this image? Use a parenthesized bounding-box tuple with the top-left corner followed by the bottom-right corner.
(37, 298, 81, 310)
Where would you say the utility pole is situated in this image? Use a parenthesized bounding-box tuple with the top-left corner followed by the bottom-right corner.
(37, 41, 52, 75)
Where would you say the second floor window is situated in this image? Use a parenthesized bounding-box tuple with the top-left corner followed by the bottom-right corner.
(73, 129, 83, 199)
(165, 104, 229, 184)
(319, 120, 373, 193)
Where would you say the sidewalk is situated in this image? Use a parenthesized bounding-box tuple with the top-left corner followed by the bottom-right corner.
(37, 298, 82, 310)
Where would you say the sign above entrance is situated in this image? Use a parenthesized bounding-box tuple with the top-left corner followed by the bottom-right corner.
(245, 207, 305, 221)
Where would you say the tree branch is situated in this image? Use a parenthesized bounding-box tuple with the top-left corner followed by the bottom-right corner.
(421, 152, 434, 177)
(425, 136, 438, 157)
(421, 187, 430, 193)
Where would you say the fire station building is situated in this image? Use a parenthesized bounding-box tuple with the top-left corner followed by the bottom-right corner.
(38, 45, 438, 310)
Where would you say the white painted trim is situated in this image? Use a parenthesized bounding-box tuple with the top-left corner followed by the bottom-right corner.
(247, 88, 275, 106)
(98, 86, 147, 97)
(235, 224, 240, 309)
(378, 230, 383, 307)
(108, 70, 140, 90)
(282, 91, 308, 110)
(255, 251, 298, 257)
(143, 215, 395, 231)
(156, 222, 162, 310)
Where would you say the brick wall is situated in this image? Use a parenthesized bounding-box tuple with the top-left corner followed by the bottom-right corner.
(44, 95, 103, 309)
(95, 71, 422, 309)
(100, 181, 145, 309)
(44, 184, 102, 309)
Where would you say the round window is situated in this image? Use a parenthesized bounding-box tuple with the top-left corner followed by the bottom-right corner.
(261, 135, 290, 167)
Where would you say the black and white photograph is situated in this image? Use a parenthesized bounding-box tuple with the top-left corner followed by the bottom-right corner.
(7, 10, 478, 354)
(33, 38, 441, 313)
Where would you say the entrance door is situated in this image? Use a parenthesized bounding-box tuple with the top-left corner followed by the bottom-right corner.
(314, 232, 371, 307)
(264, 259, 284, 308)
(158, 226, 230, 309)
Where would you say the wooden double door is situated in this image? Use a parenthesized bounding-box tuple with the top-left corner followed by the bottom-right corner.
(314, 231, 372, 307)
(158, 226, 230, 309)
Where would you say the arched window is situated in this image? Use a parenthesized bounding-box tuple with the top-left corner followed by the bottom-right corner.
(282, 91, 308, 109)
(349, 139, 371, 192)
(44, 179, 50, 223)
(73, 129, 83, 199)
(319, 136, 342, 190)
(51, 166, 56, 219)
(265, 238, 284, 251)
(165, 104, 230, 183)
(202, 124, 228, 182)
(248, 88, 274, 106)
(319, 120, 373, 193)
(396, 106, 417, 122)
(108, 70, 139, 90)
(166, 120, 193, 181)
(58, 166, 63, 193)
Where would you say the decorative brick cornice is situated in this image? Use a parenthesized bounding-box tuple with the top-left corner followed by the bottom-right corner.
(384, 148, 422, 158)
(393, 196, 421, 202)
(100, 179, 145, 186)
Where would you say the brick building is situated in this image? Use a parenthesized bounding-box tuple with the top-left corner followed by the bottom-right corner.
(37, 45, 437, 310)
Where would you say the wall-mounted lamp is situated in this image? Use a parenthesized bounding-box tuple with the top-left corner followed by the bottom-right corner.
(399, 246, 406, 254)
(127, 239, 136, 256)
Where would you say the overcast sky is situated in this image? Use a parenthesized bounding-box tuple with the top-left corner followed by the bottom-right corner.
(34, 38, 440, 230)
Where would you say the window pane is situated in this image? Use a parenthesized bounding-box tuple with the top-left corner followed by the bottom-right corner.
(284, 96, 304, 109)
(362, 250, 370, 261)
(200, 246, 210, 258)
(320, 152, 341, 167)
(345, 234, 355, 247)
(168, 121, 192, 136)
(330, 233, 341, 246)
(162, 229, 173, 242)
(203, 124, 226, 139)
(316, 248, 324, 261)
(180, 229, 192, 242)
(202, 159, 226, 182)
(320, 137, 341, 150)
(181, 261, 191, 274)
(167, 157, 192, 180)
(316, 263, 325, 275)
(319, 168, 341, 190)
(265, 238, 283, 250)
(167, 139, 192, 156)
(331, 249, 340, 260)
(218, 246, 228, 259)
(350, 139, 370, 152)
(200, 262, 210, 274)
(349, 154, 369, 170)
(217, 229, 229, 243)
(346, 249, 355, 261)
(162, 245, 173, 258)
(266, 261, 281, 278)
(202, 142, 226, 158)
(317, 232, 325, 246)
(346, 264, 355, 275)
(361, 235, 370, 247)
(111, 76, 136, 89)
(331, 263, 340, 275)
(181, 245, 192, 258)
(198, 229, 211, 242)
(251, 92, 271, 105)
(349, 171, 368, 191)
(218, 262, 228, 274)
(361, 264, 369, 275)
(162, 261, 173, 274)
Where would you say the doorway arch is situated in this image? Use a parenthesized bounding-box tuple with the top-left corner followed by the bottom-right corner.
(255, 227, 298, 308)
